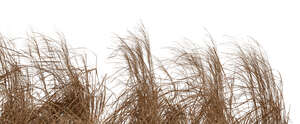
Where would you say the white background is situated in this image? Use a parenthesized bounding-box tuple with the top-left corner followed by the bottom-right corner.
(1, 0, 299, 123)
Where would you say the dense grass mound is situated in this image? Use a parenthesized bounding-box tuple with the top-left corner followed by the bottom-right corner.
(0, 26, 289, 124)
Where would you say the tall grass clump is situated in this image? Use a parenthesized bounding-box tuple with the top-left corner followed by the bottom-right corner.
(168, 41, 235, 124)
(165, 39, 289, 124)
(0, 35, 35, 123)
(105, 26, 166, 123)
(0, 25, 290, 124)
(0, 33, 106, 124)
(231, 41, 289, 124)
(104, 25, 289, 124)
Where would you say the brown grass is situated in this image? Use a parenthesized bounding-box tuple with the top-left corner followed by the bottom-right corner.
(0, 26, 289, 124)
(0, 33, 106, 124)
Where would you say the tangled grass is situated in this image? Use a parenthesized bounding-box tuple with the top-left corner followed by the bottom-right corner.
(0, 26, 289, 124)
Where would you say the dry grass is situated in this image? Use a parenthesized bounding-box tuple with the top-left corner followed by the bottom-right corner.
(0, 33, 106, 124)
(0, 26, 289, 124)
